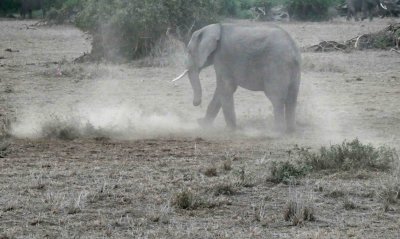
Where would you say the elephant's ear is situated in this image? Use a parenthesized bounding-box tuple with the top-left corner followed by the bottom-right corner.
(190, 24, 221, 68)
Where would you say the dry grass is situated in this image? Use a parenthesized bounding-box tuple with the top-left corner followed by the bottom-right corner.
(1, 19, 400, 238)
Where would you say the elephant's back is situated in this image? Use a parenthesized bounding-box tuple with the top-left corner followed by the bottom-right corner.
(219, 24, 300, 64)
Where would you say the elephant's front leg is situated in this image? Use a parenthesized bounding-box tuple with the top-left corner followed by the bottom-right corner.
(198, 88, 222, 127)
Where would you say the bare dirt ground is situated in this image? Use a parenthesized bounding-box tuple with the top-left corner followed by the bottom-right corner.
(0, 18, 400, 238)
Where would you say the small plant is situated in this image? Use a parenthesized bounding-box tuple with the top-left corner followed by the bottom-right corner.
(235, 166, 256, 187)
(270, 161, 310, 184)
(213, 183, 236, 196)
(172, 189, 197, 210)
(221, 159, 232, 171)
(343, 198, 357, 210)
(0, 136, 10, 158)
(283, 200, 315, 226)
(204, 166, 218, 177)
(41, 116, 81, 140)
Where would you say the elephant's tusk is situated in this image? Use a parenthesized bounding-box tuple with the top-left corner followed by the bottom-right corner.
(380, 3, 387, 10)
(171, 69, 188, 82)
(355, 34, 366, 49)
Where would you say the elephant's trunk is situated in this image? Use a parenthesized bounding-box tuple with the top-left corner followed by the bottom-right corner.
(189, 70, 202, 106)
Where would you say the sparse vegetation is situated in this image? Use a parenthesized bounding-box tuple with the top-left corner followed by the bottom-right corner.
(283, 200, 316, 226)
(204, 166, 218, 177)
(343, 198, 357, 210)
(298, 139, 398, 172)
(172, 189, 198, 210)
(221, 159, 232, 171)
(213, 183, 236, 196)
(2, 13, 400, 239)
(270, 161, 311, 184)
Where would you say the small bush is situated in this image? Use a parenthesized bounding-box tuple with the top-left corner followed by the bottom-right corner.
(213, 183, 236, 196)
(221, 159, 232, 171)
(0, 136, 10, 158)
(343, 198, 357, 210)
(172, 190, 196, 210)
(270, 161, 311, 184)
(172, 189, 219, 210)
(299, 139, 397, 172)
(283, 200, 315, 225)
(204, 167, 218, 177)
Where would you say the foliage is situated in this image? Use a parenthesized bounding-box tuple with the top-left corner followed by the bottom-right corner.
(270, 139, 397, 183)
(270, 161, 311, 184)
(0, 0, 20, 15)
(298, 139, 398, 171)
(285, 0, 342, 21)
(74, 0, 219, 60)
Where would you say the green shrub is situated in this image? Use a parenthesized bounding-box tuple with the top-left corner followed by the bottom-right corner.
(286, 0, 330, 21)
(74, 0, 219, 60)
(270, 161, 311, 184)
(286, 0, 344, 21)
(299, 139, 398, 171)
(218, 0, 241, 16)
(0, 0, 20, 15)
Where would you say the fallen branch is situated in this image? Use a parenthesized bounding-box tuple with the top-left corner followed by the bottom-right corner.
(390, 48, 400, 54)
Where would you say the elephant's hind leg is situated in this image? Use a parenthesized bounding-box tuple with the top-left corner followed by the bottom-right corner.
(264, 90, 286, 133)
(219, 80, 237, 130)
(285, 81, 299, 133)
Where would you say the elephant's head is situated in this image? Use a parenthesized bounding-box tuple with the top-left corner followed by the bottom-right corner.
(173, 24, 221, 106)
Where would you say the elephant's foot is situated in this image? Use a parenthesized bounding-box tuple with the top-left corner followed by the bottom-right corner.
(285, 125, 296, 134)
(197, 118, 213, 128)
(273, 123, 286, 135)
(225, 123, 237, 131)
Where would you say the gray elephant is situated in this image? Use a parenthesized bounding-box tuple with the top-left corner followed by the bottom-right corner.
(20, 0, 45, 19)
(346, 0, 382, 21)
(173, 23, 301, 133)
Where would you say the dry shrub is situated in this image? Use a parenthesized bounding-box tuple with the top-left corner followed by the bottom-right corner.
(283, 200, 316, 226)
(134, 36, 185, 67)
(350, 23, 400, 50)
(221, 159, 232, 171)
(204, 166, 218, 177)
(172, 189, 198, 210)
(41, 115, 110, 140)
(213, 183, 236, 196)
(343, 198, 357, 210)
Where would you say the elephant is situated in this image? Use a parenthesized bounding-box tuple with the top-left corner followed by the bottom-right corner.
(346, 0, 383, 21)
(173, 23, 301, 133)
(20, 0, 45, 19)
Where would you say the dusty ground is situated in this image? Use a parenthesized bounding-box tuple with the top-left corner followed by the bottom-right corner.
(0, 18, 400, 238)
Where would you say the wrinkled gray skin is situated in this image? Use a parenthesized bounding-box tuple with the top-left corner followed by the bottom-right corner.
(186, 23, 301, 133)
(346, 0, 382, 21)
(20, 0, 45, 19)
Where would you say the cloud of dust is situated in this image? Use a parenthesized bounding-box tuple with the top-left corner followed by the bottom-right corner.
(10, 56, 198, 140)
(11, 103, 197, 140)
(296, 77, 344, 142)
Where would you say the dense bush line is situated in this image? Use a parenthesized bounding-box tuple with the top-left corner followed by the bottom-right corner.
(1, 0, 345, 60)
